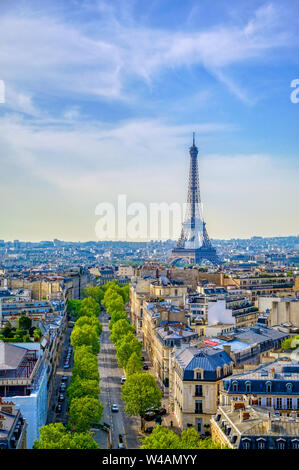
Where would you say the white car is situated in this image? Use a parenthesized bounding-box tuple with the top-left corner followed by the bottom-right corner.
(121, 376, 126, 384)
(111, 404, 119, 412)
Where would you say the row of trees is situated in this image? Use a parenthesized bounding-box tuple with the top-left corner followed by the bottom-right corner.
(105, 282, 225, 449)
(34, 287, 105, 449)
(103, 283, 164, 431)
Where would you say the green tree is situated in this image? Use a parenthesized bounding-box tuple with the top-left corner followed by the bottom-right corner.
(68, 300, 82, 319)
(125, 351, 143, 376)
(18, 314, 32, 330)
(82, 286, 104, 304)
(141, 426, 224, 449)
(141, 426, 181, 449)
(70, 324, 100, 354)
(67, 376, 100, 404)
(109, 311, 128, 329)
(33, 328, 42, 341)
(121, 372, 163, 430)
(75, 316, 102, 336)
(78, 297, 100, 318)
(33, 423, 99, 449)
(69, 396, 104, 432)
(116, 334, 142, 369)
(110, 318, 135, 345)
(72, 352, 99, 381)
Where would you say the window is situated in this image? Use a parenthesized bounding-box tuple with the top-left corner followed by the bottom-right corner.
(195, 400, 202, 414)
(242, 439, 251, 449)
(276, 440, 285, 450)
(232, 382, 238, 393)
(286, 383, 293, 393)
(276, 398, 282, 410)
(195, 385, 202, 397)
(196, 371, 202, 380)
(265, 381, 272, 393)
(287, 398, 292, 409)
(292, 440, 299, 450)
(266, 397, 272, 407)
(245, 381, 251, 393)
(257, 440, 266, 450)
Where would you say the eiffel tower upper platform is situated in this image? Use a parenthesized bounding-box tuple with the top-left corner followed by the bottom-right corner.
(170, 134, 222, 265)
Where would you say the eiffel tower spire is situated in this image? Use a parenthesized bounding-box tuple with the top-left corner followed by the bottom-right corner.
(170, 134, 222, 265)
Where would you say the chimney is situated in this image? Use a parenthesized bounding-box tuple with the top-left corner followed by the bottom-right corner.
(270, 368, 275, 378)
(267, 412, 272, 433)
(240, 410, 250, 422)
(223, 345, 231, 357)
(0, 414, 5, 429)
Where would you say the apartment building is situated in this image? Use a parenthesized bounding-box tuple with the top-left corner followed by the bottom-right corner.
(220, 360, 299, 416)
(172, 346, 233, 434)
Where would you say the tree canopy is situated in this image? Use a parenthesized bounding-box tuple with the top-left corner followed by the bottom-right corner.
(110, 319, 135, 345)
(116, 334, 142, 369)
(69, 396, 104, 432)
(141, 426, 224, 449)
(33, 423, 99, 449)
(125, 351, 144, 376)
(121, 372, 163, 428)
(70, 323, 100, 354)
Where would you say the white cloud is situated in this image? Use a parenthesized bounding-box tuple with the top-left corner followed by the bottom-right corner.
(0, 2, 296, 104)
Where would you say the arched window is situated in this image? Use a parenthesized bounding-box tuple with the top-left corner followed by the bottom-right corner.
(276, 439, 286, 450)
(232, 381, 238, 393)
(257, 438, 266, 450)
(286, 383, 293, 393)
(265, 381, 272, 393)
(242, 438, 251, 449)
(245, 381, 251, 393)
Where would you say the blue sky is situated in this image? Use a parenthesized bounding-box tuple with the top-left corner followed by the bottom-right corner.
(0, 0, 298, 241)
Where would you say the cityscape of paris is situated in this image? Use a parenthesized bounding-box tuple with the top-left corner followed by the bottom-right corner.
(0, 0, 298, 462)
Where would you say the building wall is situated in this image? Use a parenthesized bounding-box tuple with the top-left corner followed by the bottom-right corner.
(9, 364, 47, 449)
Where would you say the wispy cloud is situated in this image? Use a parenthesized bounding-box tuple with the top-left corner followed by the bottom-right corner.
(0, 2, 297, 105)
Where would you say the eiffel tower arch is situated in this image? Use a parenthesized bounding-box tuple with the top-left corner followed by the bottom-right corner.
(170, 134, 222, 266)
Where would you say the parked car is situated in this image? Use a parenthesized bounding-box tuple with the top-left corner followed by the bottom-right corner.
(60, 383, 66, 392)
(143, 364, 149, 370)
(145, 427, 154, 434)
(58, 394, 65, 402)
(144, 411, 156, 421)
(111, 404, 119, 412)
(61, 375, 68, 382)
(141, 356, 145, 361)
(56, 404, 62, 413)
(120, 376, 126, 384)
(64, 363, 70, 369)
(118, 434, 125, 449)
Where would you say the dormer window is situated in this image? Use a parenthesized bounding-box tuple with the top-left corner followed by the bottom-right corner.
(257, 438, 266, 449)
(245, 381, 251, 393)
(265, 381, 272, 393)
(286, 383, 293, 393)
(232, 381, 238, 393)
(276, 439, 286, 450)
(195, 371, 202, 380)
(242, 438, 251, 449)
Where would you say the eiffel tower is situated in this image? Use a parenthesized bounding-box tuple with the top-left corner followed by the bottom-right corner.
(170, 134, 222, 265)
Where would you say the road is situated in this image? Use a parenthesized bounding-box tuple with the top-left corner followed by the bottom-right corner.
(93, 310, 141, 449)
(47, 322, 73, 425)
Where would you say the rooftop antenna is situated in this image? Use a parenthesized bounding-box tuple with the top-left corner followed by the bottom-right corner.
(193, 132, 195, 146)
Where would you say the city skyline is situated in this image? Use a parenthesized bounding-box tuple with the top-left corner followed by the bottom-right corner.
(0, 0, 298, 241)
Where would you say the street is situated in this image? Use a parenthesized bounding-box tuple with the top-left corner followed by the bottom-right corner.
(47, 322, 73, 425)
(92, 310, 141, 449)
